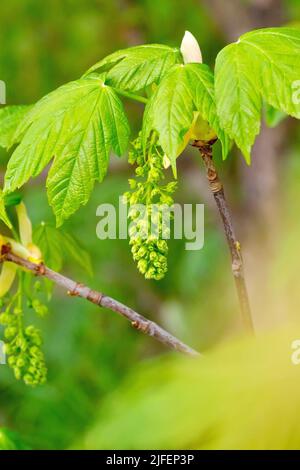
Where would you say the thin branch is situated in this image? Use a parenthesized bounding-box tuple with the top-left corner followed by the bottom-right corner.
(0, 247, 199, 357)
(193, 139, 254, 333)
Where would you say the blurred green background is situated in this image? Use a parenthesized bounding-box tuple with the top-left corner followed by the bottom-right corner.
(1, 0, 300, 450)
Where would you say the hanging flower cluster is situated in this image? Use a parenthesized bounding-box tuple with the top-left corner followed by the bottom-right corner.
(0, 202, 47, 385)
(123, 133, 177, 280)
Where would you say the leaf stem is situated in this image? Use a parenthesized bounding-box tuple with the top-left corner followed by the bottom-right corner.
(193, 139, 254, 334)
(113, 88, 148, 105)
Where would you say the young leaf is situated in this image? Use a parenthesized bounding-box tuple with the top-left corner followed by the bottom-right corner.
(242, 28, 300, 118)
(143, 63, 230, 168)
(84, 45, 182, 92)
(33, 222, 93, 276)
(4, 76, 130, 226)
(215, 27, 300, 162)
(215, 43, 262, 163)
(0, 105, 32, 150)
(0, 188, 12, 228)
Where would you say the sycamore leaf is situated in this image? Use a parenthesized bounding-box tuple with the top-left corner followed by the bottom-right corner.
(215, 43, 261, 163)
(242, 28, 300, 117)
(0, 105, 32, 150)
(0, 188, 12, 228)
(84, 45, 182, 92)
(215, 27, 300, 162)
(4, 76, 130, 226)
(143, 63, 230, 169)
(33, 222, 93, 276)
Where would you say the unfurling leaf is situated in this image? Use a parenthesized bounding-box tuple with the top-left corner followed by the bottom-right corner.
(16, 202, 33, 247)
(180, 31, 203, 64)
(4, 76, 130, 225)
(0, 263, 17, 297)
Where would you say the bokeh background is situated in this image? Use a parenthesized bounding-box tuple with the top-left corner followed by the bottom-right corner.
(1, 0, 300, 450)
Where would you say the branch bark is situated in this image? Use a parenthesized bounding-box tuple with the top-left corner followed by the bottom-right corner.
(0, 247, 199, 357)
(193, 139, 254, 333)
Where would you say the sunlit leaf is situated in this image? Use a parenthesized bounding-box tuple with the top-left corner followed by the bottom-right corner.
(84, 45, 182, 92)
(0, 105, 32, 150)
(215, 27, 300, 162)
(143, 63, 230, 169)
(4, 76, 130, 225)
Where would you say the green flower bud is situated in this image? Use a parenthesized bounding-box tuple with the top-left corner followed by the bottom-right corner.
(128, 179, 137, 189)
(8, 356, 16, 367)
(14, 367, 21, 381)
(135, 167, 144, 177)
(137, 259, 148, 274)
(23, 374, 34, 386)
(16, 357, 25, 368)
(0, 314, 10, 325)
(4, 327, 17, 339)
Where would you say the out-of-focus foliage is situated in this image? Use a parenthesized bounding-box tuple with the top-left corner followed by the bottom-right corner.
(34, 223, 93, 275)
(80, 327, 300, 450)
(0, 428, 29, 450)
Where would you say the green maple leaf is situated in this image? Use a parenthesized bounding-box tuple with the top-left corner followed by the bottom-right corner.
(4, 76, 130, 226)
(142, 63, 230, 170)
(215, 27, 300, 163)
(84, 44, 182, 92)
(0, 105, 32, 150)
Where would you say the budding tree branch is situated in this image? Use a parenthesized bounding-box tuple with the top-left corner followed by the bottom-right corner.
(0, 247, 199, 357)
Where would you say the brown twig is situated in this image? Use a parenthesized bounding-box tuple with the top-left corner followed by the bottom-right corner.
(193, 139, 254, 333)
(0, 248, 199, 356)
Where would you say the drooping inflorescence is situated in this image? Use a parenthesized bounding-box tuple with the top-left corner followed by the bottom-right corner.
(123, 133, 177, 280)
(0, 202, 48, 386)
(0, 279, 47, 386)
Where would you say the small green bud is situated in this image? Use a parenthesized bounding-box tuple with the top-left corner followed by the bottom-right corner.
(128, 179, 137, 189)
(16, 357, 25, 368)
(137, 259, 148, 274)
